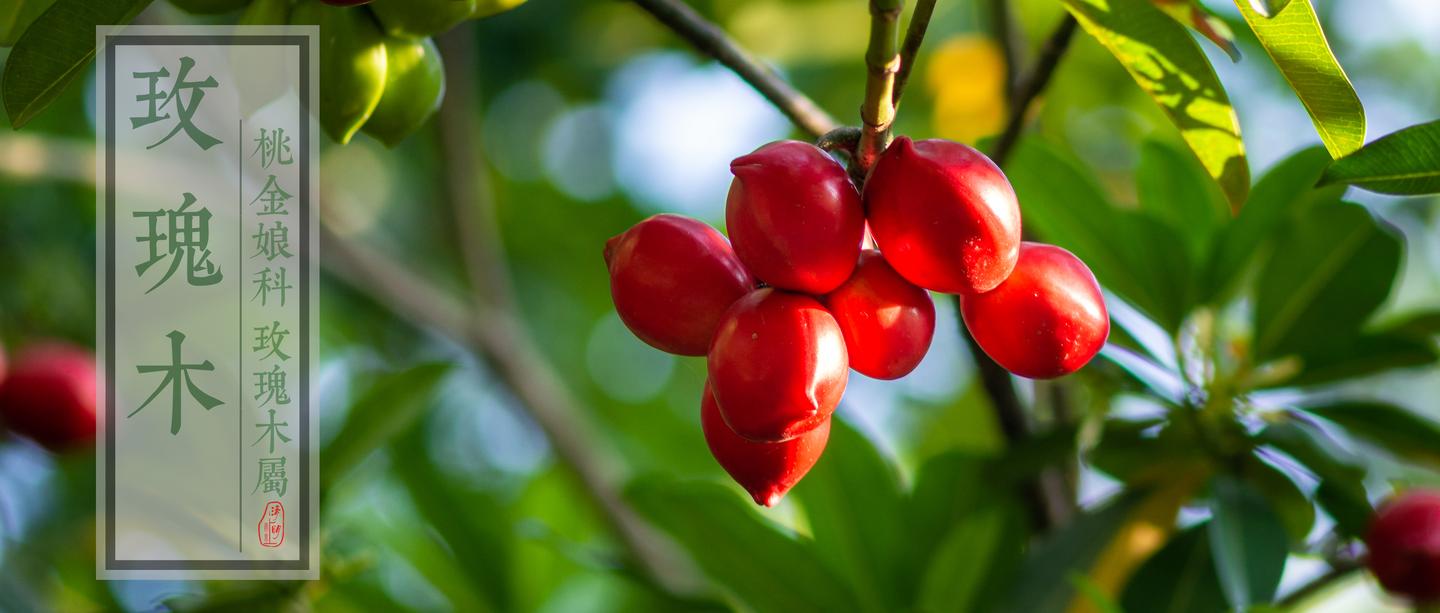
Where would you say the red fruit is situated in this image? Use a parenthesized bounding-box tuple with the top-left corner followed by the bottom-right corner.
(960, 243, 1108, 379)
(726, 140, 864, 294)
(708, 288, 848, 442)
(0, 343, 97, 452)
(701, 381, 829, 507)
(605, 214, 755, 356)
(823, 250, 935, 380)
(1367, 490, 1440, 604)
(864, 136, 1022, 294)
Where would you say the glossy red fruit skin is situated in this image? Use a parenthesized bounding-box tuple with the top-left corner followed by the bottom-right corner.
(960, 243, 1108, 379)
(605, 214, 756, 356)
(726, 140, 864, 294)
(0, 344, 97, 452)
(708, 288, 848, 443)
(823, 250, 935, 380)
(864, 136, 1022, 294)
(701, 381, 829, 507)
(1367, 490, 1440, 603)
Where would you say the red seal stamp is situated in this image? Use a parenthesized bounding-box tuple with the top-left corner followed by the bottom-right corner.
(258, 501, 284, 548)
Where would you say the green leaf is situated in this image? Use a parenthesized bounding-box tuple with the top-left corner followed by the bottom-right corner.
(1321, 120, 1440, 195)
(625, 477, 858, 613)
(1007, 139, 1194, 333)
(0, 0, 52, 46)
(1248, 0, 1294, 18)
(1061, 0, 1249, 209)
(791, 419, 905, 611)
(997, 490, 1147, 613)
(1304, 401, 1440, 467)
(1281, 332, 1438, 388)
(2, 0, 153, 128)
(1208, 475, 1288, 607)
(1069, 572, 1126, 613)
(319, 362, 453, 490)
(1200, 146, 1343, 303)
(1256, 420, 1372, 537)
(1239, 454, 1313, 545)
(1387, 310, 1440, 339)
(1137, 138, 1230, 262)
(1151, 0, 1241, 62)
(1235, 0, 1365, 158)
(915, 501, 1027, 613)
(1252, 202, 1401, 362)
(1120, 524, 1228, 613)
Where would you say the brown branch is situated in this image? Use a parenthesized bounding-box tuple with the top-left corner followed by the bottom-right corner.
(854, 0, 904, 179)
(631, 0, 838, 138)
(891, 0, 937, 110)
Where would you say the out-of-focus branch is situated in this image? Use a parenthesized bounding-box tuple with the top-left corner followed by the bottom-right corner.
(891, 0, 937, 110)
(854, 0, 903, 179)
(630, 0, 838, 138)
(986, 0, 1024, 103)
(988, 14, 1077, 167)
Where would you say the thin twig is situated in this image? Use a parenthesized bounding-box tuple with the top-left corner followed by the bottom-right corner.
(988, 14, 1077, 167)
(891, 0, 937, 110)
(630, 0, 838, 138)
(429, 29, 698, 595)
(986, 0, 1024, 103)
(855, 0, 904, 179)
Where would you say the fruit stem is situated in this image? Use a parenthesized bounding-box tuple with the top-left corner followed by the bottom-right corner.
(855, 0, 904, 179)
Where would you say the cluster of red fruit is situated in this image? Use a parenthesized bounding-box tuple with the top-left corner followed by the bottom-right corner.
(0, 343, 97, 452)
(605, 137, 1109, 507)
(1367, 489, 1440, 605)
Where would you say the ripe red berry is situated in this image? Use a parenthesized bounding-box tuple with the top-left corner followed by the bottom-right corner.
(605, 214, 755, 356)
(708, 288, 848, 443)
(863, 136, 1022, 294)
(960, 243, 1108, 379)
(823, 250, 935, 380)
(1367, 490, 1440, 604)
(726, 140, 864, 294)
(0, 343, 97, 452)
(701, 380, 829, 507)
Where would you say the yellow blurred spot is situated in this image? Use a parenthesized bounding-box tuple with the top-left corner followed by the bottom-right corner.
(926, 35, 1007, 143)
(729, 1, 867, 64)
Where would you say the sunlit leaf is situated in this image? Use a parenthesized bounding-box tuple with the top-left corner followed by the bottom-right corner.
(1234, 0, 1365, 158)
(1249, 0, 1294, 18)
(1321, 120, 1440, 195)
(2, 0, 153, 128)
(1252, 202, 1401, 362)
(1304, 401, 1440, 468)
(1061, 0, 1249, 209)
(1151, 0, 1240, 61)
(1208, 475, 1288, 607)
(626, 477, 859, 612)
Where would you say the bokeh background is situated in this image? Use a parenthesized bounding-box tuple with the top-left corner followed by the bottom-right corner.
(0, 0, 1437, 610)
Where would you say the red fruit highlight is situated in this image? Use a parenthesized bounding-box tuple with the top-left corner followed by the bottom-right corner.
(863, 136, 1022, 294)
(823, 250, 935, 380)
(0, 343, 97, 452)
(708, 288, 848, 442)
(701, 380, 829, 507)
(1367, 490, 1440, 604)
(605, 214, 756, 356)
(726, 140, 864, 294)
(960, 243, 1108, 379)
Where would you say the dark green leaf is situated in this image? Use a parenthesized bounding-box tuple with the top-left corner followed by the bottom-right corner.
(1007, 140, 1194, 332)
(2, 0, 153, 128)
(915, 501, 1027, 613)
(1137, 139, 1230, 262)
(1061, 0, 1250, 209)
(1386, 310, 1440, 339)
(1235, 0, 1365, 158)
(626, 477, 858, 613)
(1208, 475, 1288, 607)
(1304, 401, 1440, 467)
(1256, 420, 1372, 537)
(1239, 454, 1313, 546)
(997, 490, 1147, 613)
(1253, 202, 1402, 361)
(791, 418, 905, 611)
(0, 0, 52, 46)
(1281, 333, 1438, 388)
(1120, 524, 1227, 613)
(1151, 0, 1241, 61)
(319, 362, 452, 490)
(1321, 120, 1440, 195)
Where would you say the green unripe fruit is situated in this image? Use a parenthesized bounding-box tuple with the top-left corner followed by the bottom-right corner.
(368, 0, 475, 37)
(238, 0, 291, 24)
(362, 36, 445, 147)
(289, 1, 387, 144)
(168, 0, 252, 14)
(471, 0, 527, 19)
